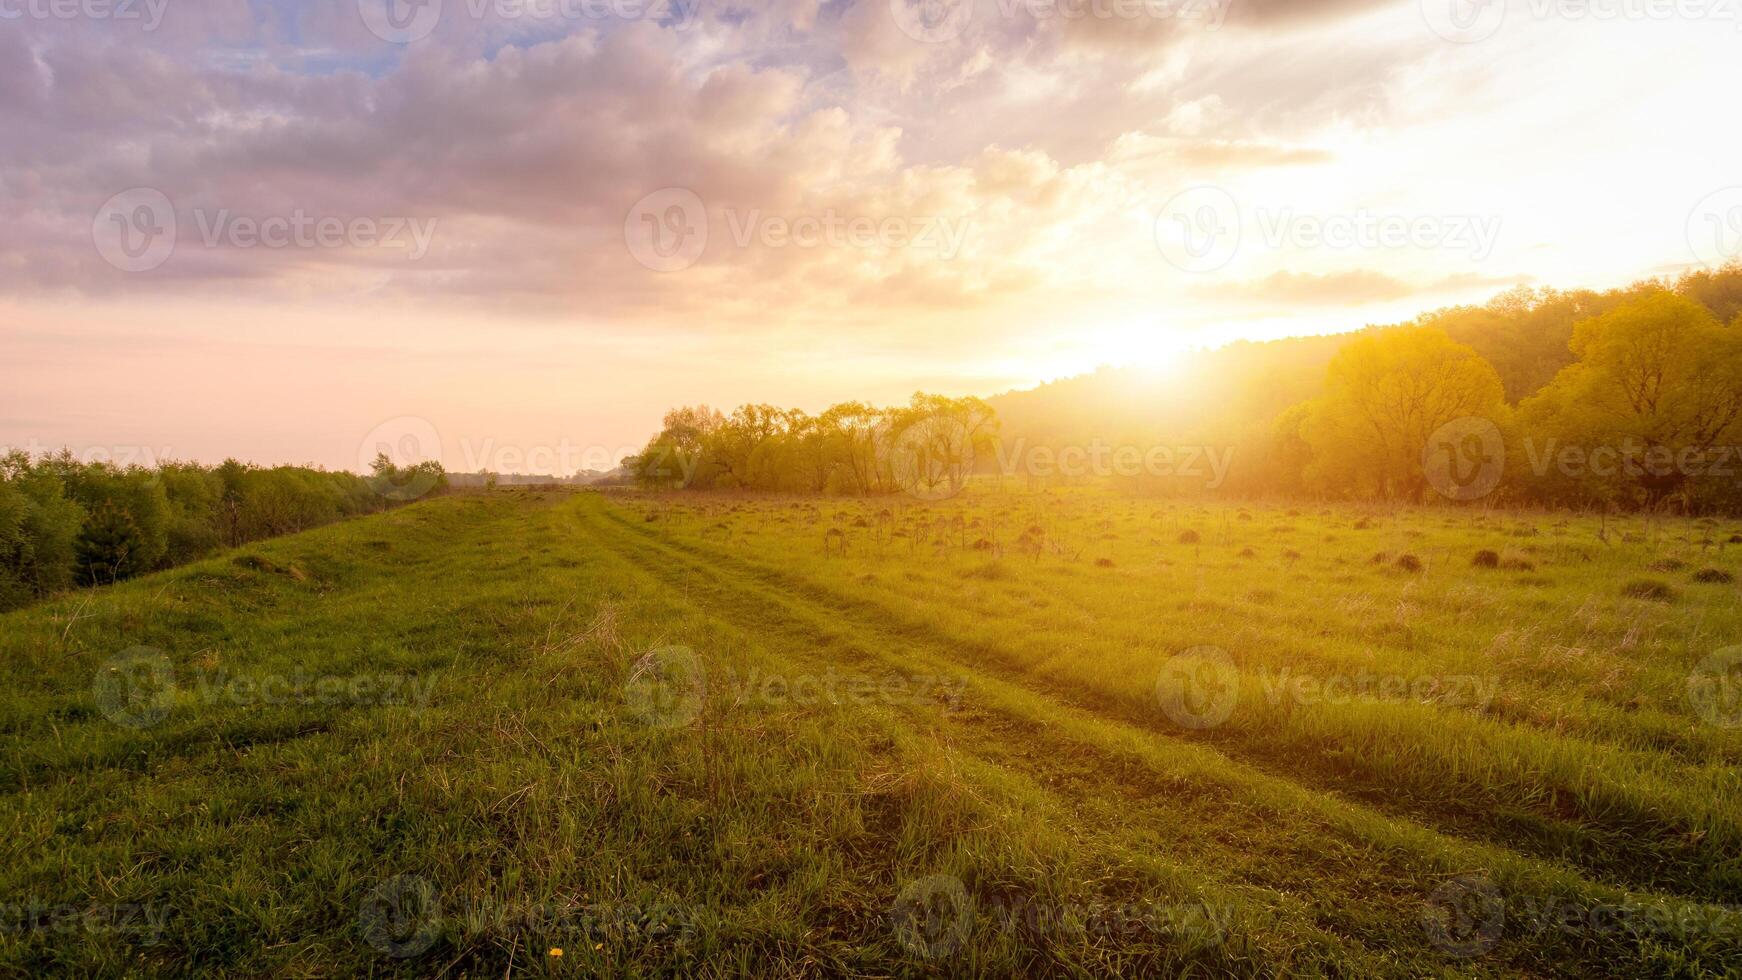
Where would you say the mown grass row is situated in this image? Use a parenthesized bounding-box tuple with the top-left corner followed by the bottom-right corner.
(648, 491, 1737, 747)
(577, 494, 1742, 976)
(620, 492, 1742, 901)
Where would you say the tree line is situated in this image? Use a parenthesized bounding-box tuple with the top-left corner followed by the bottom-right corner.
(0, 452, 446, 612)
(628, 394, 997, 499)
(633, 267, 1742, 513)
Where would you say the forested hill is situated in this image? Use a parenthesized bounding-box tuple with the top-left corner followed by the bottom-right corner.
(986, 334, 1347, 451)
(985, 265, 1742, 458)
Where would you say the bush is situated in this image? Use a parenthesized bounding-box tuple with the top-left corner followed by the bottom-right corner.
(52, 464, 170, 585)
(76, 499, 155, 585)
(159, 462, 225, 564)
(0, 453, 84, 608)
(0, 451, 443, 609)
(1693, 567, 1735, 584)
(963, 561, 1011, 581)
(1622, 579, 1678, 603)
(1472, 549, 1500, 568)
(0, 481, 30, 609)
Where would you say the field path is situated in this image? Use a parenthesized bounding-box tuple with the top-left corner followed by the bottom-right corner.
(572, 494, 1740, 978)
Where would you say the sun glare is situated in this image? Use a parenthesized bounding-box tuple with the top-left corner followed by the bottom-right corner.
(1082, 320, 1193, 381)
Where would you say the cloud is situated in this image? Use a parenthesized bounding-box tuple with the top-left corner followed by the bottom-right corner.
(1227, 269, 1526, 307)
(1, 14, 1187, 333)
(1245, 269, 1417, 304)
(1110, 131, 1333, 172)
(0, 0, 1704, 358)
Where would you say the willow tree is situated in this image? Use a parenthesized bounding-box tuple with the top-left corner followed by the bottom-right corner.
(1300, 326, 1508, 500)
(1518, 291, 1742, 508)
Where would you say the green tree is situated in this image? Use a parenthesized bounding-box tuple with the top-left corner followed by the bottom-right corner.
(158, 461, 225, 563)
(631, 405, 722, 489)
(51, 462, 170, 585)
(1518, 291, 1742, 508)
(709, 404, 786, 489)
(884, 394, 998, 500)
(0, 452, 84, 607)
(1300, 327, 1508, 500)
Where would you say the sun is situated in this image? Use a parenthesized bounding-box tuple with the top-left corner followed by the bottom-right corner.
(1082, 319, 1193, 381)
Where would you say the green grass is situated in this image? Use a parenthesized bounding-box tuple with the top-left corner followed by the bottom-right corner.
(3, 487, 1740, 977)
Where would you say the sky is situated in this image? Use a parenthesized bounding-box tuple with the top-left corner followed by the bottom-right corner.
(2, 0, 1740, 475)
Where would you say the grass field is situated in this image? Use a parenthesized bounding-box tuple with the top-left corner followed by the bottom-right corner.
(3, 487, 1741, 977)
